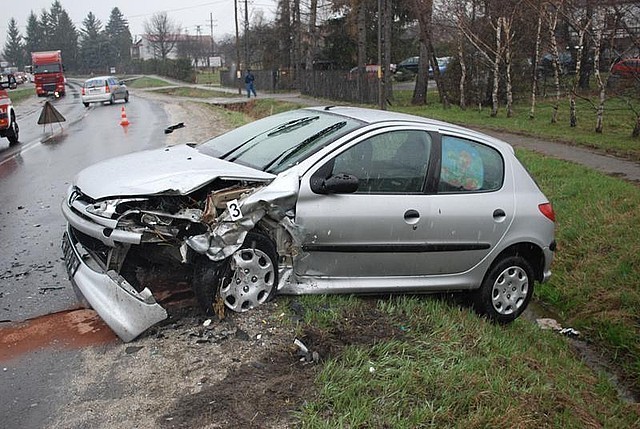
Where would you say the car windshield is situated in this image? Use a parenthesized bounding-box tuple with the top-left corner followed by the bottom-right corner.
(33, 63, 61, 73)
(198, 109, 365, 173)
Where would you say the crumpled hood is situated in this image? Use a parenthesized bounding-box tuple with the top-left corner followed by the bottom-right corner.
(75, 144, 275, 199)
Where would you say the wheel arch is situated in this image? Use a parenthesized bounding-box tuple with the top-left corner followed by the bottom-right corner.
(490, 242, 545, 282)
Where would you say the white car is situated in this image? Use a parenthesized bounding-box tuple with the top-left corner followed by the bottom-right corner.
(81, 76, 129, 107)
(61, 106, 556, 341)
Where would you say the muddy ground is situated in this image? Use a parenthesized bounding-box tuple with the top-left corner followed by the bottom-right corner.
(38, 93, 403, 429)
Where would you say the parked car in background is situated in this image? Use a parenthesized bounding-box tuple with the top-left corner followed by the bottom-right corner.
(611, 58, 640, 78)
(61, 106, 556, 341)
(81, 76, 129, 107)
(348, 64, 396, 80)
(396, 56, 451, 78)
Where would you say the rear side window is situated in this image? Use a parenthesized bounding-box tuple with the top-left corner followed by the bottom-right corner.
(438, 136, 503, 193)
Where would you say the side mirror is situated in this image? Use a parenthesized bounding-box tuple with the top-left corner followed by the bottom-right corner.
(320, 173, 359, 194)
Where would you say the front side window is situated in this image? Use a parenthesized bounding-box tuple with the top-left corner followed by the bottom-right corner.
(438, 136, 503, 193)
(331, 130, 432, 193)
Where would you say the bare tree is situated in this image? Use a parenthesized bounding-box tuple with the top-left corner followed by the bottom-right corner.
(411, 0, 449, 108)
(529, 11, 543, 119)
(144, 12, 181, 61)
(544, 2, 562, 124)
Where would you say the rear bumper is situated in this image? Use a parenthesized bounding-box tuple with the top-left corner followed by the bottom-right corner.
(61, 226, 167, 342)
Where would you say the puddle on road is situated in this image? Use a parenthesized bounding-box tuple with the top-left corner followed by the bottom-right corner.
(0, 309, 117, 362)
(0, 277, 196, 362)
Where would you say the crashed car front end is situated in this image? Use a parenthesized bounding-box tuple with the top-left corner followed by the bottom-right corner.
(61, 145, 288, 342)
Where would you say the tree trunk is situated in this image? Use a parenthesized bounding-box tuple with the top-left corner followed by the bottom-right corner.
(412, 42, 428, 105)
(305, 0, 318, 70)
(458, 37, 466, 110)
(383, 0, 393, 102)
(592, 12, 606, 134)
(530, 14, 542, 120)
(547, 7, 561, 124)
(357, 1, 367, 104)
(502, 17, 513, 118)
(491, 17, 502, 118)
(570, 24, 588, 127)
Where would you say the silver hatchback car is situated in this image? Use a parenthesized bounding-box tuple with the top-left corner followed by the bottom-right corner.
(81, 76, 129, 107)
(61, 106, 556, 341)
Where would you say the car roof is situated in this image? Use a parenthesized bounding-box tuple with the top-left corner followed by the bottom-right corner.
(84, 76, 117, 82)
(303, 106, 515, 153)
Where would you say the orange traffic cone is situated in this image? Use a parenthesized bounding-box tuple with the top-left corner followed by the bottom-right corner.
(120, 106, 130, 126)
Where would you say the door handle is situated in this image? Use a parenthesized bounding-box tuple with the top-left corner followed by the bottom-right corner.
(493, 209, 506, 219)
(404, 209, 420, 225)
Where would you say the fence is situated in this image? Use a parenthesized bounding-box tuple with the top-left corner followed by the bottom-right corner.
(220, 69, 381, 104)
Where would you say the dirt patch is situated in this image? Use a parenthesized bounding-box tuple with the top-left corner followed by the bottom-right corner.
(155, 300, 402, 429)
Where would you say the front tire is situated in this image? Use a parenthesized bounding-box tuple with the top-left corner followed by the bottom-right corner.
(473, 256, 534, 323)
(192, 232, 278, 316)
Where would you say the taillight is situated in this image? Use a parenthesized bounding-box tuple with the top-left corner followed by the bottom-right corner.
(105, 84, 110, 93)
(81, 87, 85, 95)
(538, 203, 556, 222)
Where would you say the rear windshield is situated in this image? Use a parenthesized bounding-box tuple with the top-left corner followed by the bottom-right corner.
(84, 79, 106, 88)
(198, 109, 365, 173)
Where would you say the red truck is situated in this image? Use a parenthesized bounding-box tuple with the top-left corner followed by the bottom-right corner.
(31, 50, 66, 97)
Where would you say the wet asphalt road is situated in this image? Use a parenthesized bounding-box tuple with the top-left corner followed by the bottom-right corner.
(0, 82, 169, 428)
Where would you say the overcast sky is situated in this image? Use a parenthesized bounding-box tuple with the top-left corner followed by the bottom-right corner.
(3, 0, 278, 42)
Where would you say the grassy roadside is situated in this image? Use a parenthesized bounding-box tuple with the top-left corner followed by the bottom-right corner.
(152, 87, 237, 98)
(393, 90, 640, 161)
(211, 97, 640, 424)
(7, 87, 35, 104)
(126, 76, 172, 88)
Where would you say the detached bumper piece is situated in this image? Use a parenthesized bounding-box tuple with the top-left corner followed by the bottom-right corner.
(62, 227, 167, 342)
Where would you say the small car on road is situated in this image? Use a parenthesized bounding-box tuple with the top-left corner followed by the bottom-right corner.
(61, 106, 556, 341)
(81, 76, 129, 107)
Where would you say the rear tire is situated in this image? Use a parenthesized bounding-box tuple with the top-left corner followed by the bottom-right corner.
(83, 102, 89, 107)
(109, 95, 115, 105)
(124, 92, 129, 103)
(192, 232, 278, 316)
(6, 115, 19, 145)
(473, 256, 534, 323)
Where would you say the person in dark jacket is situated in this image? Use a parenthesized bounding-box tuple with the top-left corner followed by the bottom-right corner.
(245, 69, 257, 98)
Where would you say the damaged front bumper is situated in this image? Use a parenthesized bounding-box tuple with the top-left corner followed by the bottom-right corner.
(61, 227, 167, 342)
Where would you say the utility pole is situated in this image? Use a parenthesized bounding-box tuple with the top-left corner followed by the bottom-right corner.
(235, 0, 241, 94)
(244, 0, 249, 71)
(210, 13, 214, 69)
(377, 0, 386, 110)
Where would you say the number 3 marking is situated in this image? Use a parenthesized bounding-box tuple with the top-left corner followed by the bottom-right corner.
(226, 199, 243, 220)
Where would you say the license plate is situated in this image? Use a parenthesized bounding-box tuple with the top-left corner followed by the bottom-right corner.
(61, 232, 80, 278)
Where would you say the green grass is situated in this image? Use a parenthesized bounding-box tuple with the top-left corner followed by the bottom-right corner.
(195, 71, 221, 85)
(516, 150, 640, 389)
(293, 296, 640, 427)
(126, 76, 172, 88)
(153, 87, 237, 98)
(7, 87, 35, 104)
